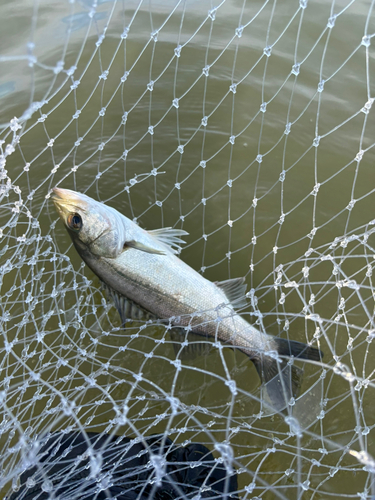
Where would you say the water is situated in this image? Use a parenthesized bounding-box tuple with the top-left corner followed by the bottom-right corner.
(0, 0, 374, 498)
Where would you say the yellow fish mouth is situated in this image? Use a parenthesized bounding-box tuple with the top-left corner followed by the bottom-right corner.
(51, 187, 88, 220)
(51, 188, 68, 220)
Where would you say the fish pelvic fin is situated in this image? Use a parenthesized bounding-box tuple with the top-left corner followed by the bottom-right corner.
(148, 228, 189, 254)
(101, 281, 156, 324)
(215, 277, 247, 309)
(253, 339, 323, 411)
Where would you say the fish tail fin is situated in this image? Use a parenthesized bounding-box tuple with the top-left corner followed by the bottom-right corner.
(253, 339, 322, 411)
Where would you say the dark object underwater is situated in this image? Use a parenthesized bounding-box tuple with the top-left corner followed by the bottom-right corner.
(8, 431, 238, 499)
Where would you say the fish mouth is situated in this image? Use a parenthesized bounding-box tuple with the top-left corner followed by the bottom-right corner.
(51, 187, 66, 201)
(51, 187, 72, 220)
(51, 187, 76, 205)
(51, 187, 88, 220)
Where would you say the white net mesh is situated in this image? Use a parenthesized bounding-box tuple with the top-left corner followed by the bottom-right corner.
(1, 0, 375, 498)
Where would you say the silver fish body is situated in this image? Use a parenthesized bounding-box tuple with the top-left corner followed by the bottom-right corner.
(85, 238, 269, 354)
(52, 187, 322, 410)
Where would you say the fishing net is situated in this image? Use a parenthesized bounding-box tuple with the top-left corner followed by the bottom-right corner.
(0, 0, 374, 498)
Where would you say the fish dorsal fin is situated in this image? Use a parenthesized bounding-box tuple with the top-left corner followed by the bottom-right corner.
(215, 277, 247, 309)
(148, 228, 189, 255)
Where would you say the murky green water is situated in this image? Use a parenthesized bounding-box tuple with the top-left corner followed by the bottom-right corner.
(0, 0, 374, 498)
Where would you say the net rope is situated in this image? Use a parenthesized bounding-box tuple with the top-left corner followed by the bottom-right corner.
(0, 0, 374, 498)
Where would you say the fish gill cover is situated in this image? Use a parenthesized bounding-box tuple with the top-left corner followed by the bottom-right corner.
(0, 0, 374, 498)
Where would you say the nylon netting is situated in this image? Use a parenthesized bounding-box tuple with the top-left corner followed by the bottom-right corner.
(0, 0, 375, 498)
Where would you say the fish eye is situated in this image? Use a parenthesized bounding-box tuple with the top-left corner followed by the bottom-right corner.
(67, 213, 82, 231)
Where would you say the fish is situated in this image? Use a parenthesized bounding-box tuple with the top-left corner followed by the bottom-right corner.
(51, 187, 322, 411)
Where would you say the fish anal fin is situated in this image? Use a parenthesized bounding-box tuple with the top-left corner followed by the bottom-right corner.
(215, 277, 247, 309)
(101, 281, 156, 324)
(169, 329, 212, 360)
(148, 228, 189, 255)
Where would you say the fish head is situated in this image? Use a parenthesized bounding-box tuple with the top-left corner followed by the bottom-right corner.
(51, 187, 127, 258)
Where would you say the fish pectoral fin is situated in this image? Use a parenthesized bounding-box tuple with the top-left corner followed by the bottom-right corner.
(215, 277, 247, 309)
(148, 228, 189, 255)
(125, 240, 166, 255)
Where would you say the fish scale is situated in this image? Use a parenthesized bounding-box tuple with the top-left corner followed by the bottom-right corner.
(52, 187, 323, 411)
